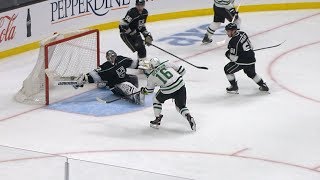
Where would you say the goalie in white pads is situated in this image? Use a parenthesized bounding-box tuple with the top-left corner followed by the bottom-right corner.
(202, 0, 241, 44)
(73, 50, 145, 104)
(140, 58, 196, 131)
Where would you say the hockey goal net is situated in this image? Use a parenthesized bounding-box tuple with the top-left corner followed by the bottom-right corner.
(15, 29, 100, 105)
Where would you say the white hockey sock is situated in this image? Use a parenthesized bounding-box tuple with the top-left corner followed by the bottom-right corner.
(176, 106, 190, 119)
(253, 74, 262, 83)
(153, 98, 162, 117)
(206, 22, 221, 38)
(227, 74, 236, 81)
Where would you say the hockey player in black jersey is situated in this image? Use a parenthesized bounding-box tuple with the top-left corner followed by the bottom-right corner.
(224, 23, 269, 93)
(202, 0, 241, 44)
(119, 0, 153, 69)
(73, 50, 145, 104)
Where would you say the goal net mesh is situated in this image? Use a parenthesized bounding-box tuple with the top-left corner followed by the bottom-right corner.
(15, 29, 99, 105)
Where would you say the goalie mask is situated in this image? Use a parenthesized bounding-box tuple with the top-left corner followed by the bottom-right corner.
(149, 57, 161, 69)
(106, 50, 117, 64)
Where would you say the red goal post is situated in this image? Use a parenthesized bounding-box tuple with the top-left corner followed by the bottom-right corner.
(15, 29, 100, 105)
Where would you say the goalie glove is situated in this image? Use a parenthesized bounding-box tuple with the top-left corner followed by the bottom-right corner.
(229, 8, 239, 19)
(143, 31, 153, 46)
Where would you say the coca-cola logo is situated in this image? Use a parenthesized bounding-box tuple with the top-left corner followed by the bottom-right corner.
(0, 14, 17, 44)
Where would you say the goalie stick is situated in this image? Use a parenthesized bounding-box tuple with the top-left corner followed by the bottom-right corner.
(96, 91, 141, 103)
(45, 69, 107, 86)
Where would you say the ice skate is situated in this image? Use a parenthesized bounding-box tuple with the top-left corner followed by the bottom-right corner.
(150, 115, 163, 129)
(226, 84, 239, 94)
(259, 82, 269, 92)
(186, 114, 196, 131)
(202, 34, 213, 44)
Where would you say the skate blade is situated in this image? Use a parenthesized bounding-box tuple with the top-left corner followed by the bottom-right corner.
(227, 90, 239, 94)
(201, 41, 213, 45)
(259, 90, 270, 94)
(150, 124, 159, 129)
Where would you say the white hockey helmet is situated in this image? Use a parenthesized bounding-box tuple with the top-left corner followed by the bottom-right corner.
(149, 57, 161, 69)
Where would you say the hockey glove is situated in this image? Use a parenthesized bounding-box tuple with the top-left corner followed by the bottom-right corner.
(229, 8, 239, 19)
(140, 87, 148, 95)
(143, 31, 153, 46)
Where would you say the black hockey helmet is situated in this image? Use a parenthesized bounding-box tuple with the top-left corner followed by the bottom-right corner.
(136, 0, 145, 6)
(225, 23, 237, 31)
(106, 50, 117, 63)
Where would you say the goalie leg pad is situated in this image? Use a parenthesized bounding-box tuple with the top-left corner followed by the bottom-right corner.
(88, 70, 102, 83)
(112, 82, 142, 104)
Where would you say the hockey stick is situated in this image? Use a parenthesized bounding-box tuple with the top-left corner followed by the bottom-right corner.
(150, 43, 209, 70)
(253, 41, 286, 52)
(96, 91, 141, 103)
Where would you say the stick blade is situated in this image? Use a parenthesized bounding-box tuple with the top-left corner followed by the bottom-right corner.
(197, 66, 209, 70)
(96, 97, 107, 103)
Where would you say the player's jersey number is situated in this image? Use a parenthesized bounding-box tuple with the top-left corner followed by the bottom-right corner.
(156, 68, 173, 84)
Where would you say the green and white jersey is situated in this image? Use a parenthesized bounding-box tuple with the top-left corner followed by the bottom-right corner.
(214, 0, 234, 9)
(146, 61, 186, 94)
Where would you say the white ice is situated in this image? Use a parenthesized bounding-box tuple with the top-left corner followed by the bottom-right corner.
(0, 10, 320, 180)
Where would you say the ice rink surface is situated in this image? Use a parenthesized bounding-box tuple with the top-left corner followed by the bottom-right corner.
(0, 10, 320, 180)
